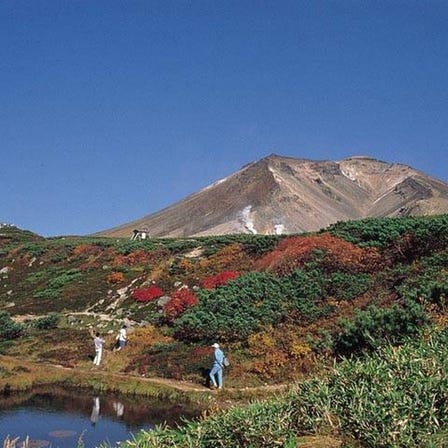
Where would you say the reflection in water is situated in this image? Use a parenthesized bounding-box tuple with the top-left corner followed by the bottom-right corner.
(89, 397, 125, 425)
(113, 401, 124, 418)
(90, 397, 100, 426)
(0, 386, 200, 448)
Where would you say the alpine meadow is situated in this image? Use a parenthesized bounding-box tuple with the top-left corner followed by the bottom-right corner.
(1, 214, 447, 447)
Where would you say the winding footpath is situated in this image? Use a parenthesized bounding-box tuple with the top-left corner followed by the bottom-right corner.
(1, 354, 287, 395)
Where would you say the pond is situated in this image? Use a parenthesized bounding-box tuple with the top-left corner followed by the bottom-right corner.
(0, 386, 200, 447)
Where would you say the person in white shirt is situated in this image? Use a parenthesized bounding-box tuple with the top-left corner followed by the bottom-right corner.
(93, 332, 105, 366)
(116, 325, 127, 351)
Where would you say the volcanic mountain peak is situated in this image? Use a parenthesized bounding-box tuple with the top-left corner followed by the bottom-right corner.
(99, 155, 448, 238)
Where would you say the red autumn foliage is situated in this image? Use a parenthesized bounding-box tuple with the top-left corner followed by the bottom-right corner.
(255, 233, 381, 275)
(131, 285, 164, 302)
(201, 271, 241, 289)
(164, 289, 198, 322)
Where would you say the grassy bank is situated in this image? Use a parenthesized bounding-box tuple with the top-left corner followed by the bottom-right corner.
(0, 355, 205, 404)
(0, 353, 285, 410)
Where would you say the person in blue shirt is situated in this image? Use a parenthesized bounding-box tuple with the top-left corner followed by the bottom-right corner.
(209, 342, 224, 390)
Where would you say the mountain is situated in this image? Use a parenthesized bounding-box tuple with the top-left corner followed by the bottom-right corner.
(99, 154, 448, 238)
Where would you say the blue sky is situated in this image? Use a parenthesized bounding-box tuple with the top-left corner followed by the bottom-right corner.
(1, 0, 447, 236)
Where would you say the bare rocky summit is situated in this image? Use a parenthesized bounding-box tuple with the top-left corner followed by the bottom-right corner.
(100, 154, 448, 237)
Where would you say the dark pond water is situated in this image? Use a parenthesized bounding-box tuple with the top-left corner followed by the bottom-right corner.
(0, 386, 199, 447)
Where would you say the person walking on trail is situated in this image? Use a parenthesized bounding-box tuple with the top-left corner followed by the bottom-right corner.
(209, 342, 224, 390)
(92, 331, 105, 366)
(116, 325, 127, 351)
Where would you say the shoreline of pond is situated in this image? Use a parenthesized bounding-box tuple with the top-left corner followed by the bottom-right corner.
(0, 354, 284, 408)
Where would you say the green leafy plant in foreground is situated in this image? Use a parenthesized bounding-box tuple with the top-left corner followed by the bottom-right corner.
(294, 327, 448, 446)
(328, 328, 448, 446)
(123, 399, 295, 448)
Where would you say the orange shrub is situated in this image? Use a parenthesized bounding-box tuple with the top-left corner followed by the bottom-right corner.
(112, 248, 169, 267)
(247, 326, 315, 378)
(107, 271, 125, 284)
(73, 244, 103, 257)
(213, 243, 252, 270)
(255, 233, 381, 275)
(200, 243, 253, 275)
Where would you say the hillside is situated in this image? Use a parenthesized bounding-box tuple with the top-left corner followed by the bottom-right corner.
(99, 155, 448, 238)
(0, 215, 447, 385)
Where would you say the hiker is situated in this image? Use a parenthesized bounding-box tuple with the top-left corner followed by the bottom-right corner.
(209, 342, 224, 390)
(91, 330, 105, 366)
(115, 325, 127, 351)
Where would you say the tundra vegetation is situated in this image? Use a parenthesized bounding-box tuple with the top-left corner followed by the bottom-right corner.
(0, 215, 447, 447)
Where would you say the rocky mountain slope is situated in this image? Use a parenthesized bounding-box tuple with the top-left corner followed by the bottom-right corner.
(100, 155, 448, 238)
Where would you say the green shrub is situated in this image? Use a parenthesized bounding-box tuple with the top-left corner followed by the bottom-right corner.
(283, 269, 333, 323)
(0, 311, 24, 340)
(326, 272, 373, 301)
(174, 272, 288, 342)
(160, 238, 201, 255)
(241, 234, 281, 256)
(48, 268, 82, 288)
(26, 271, 48, 284)
(115, 239, 156, 255)
(285, 269, 325, 301)
(33, 288, 60, 299)
(33, 268, 83, 299)
(397, 254, 448, 308)
(32, 313, 61, 330)
(334, 300, 430, 355)
(21, 242, 47, 257)
(157, 234, 281, 257)
(174, 268, 368, 342)
(400, 276, 448, 308)
(0, 225, 42, 243)
(327, 214, 448, 250)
